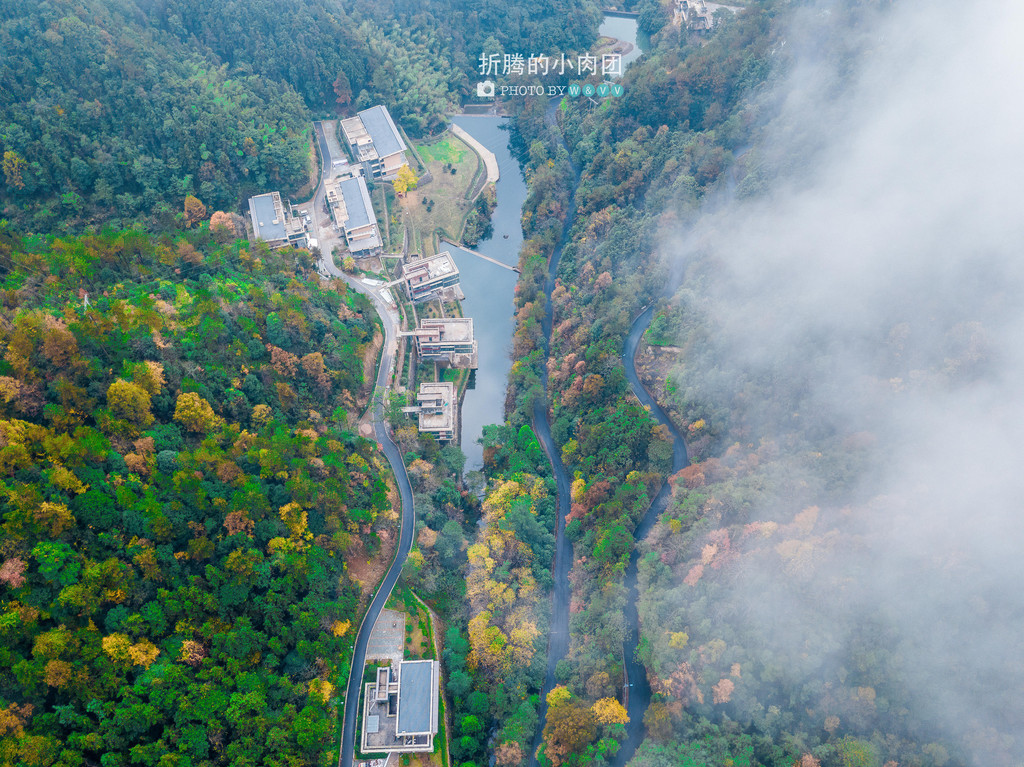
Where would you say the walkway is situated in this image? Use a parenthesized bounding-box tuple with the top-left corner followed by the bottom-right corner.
(452, 123, 499, 184)
(440, 240, 520, 272)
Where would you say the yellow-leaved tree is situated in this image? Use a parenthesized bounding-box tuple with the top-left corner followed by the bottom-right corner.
(173, 392, 221, 433)
(393, 164, 418, 195)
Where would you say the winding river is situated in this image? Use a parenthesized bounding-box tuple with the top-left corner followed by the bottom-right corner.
(447, 116, 526, 473)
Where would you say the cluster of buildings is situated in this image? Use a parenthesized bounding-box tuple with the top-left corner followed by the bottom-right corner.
(674, 0, 736, 32)
(248, 104, 409, 258)
(392, 252, 478, 443)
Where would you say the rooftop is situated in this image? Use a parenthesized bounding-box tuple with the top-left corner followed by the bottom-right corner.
(339, 176, 375, 230)
(416, 382, 456, 436)
(396, 660, 435, 735)
(358, 105, 407, 159)
(419, 318, 474, 342)
(342, 105, 406, 163)
(405, 251, 458, 281)
(249, 193, 287, 242)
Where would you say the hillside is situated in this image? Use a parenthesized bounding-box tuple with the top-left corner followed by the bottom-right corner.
(0, 224, 394, 766)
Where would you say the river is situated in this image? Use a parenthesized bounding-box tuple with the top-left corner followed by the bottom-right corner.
(446, 116, 527, 472)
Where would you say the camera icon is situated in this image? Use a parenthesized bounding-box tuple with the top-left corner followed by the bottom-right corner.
(476, 80, 495, 98)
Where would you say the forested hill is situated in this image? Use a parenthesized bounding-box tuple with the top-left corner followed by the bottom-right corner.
(0, 0, 604, 234)
(0, 0, 312, 232)
(0, 223, 394, 765)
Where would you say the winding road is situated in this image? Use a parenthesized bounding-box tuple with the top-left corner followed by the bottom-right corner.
(526, 102, 689, 767)
(306, 120, 416, 767)
(526, 99, 580, 767)
(613, 306, 689, 767)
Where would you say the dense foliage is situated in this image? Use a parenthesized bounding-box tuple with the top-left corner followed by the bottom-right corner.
(0, 224, 394, 766)
(0, 0, 313, 232)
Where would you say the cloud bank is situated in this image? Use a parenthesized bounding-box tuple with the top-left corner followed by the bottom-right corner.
(661, 0, 1024, 761)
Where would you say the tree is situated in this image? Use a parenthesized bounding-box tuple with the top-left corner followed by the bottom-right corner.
(107, 379, 155, 427)
(210, 211, 236, 241)
(333, 71, 353, 108)
(173, 392, 220, 433)
(184, 195, 207, 227)
(3, 150, 26, 189)
(393, 164, 418, 195)
(592, 698, 629, 726)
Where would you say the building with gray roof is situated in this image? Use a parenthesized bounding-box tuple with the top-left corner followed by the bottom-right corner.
(361, 659, 440, 754)
(326, 174, 382, 254)
(341, 105, 408, 180)
(248, 192, 308, 250)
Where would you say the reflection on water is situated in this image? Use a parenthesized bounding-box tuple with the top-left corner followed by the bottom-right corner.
(598, 14, 646, 73)
(448, 116, 527, 471)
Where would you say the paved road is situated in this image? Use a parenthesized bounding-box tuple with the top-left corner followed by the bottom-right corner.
(524, 101, 690, 766)
(612, 306, 689, 767)
(526, 98, 581, 767)
(308, 121, 415, 767)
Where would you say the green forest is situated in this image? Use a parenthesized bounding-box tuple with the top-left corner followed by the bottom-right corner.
(0, 220, 397, 765)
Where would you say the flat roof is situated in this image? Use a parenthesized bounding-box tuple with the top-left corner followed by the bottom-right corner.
(339, 176, 375, 230)
(396, 661, 433, 735)
(421, 318, 474, 342)
(366, 715, 379, 734)
(407, 251, 458, 281)
(249, 193, 286, 242)
(359, 105, 406, 159)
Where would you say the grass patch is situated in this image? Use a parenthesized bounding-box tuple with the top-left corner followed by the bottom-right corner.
(418, 137, 471, 165)
(404, 133, 479, 248)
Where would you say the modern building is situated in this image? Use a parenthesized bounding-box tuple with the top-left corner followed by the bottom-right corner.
(325, 174, 382, 255)
(401, 318, 478, 369)
(401, 381, 456, 441)
(361, 660, 440, 754)
(402, 252, 460, 302)
(248, 192, 308, 249)
(340, 105, 408, 180)
(675, 0, 717, 31)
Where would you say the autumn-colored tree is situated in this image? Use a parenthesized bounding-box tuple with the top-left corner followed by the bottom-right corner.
(179, 640, 206, 667)
(393, 164, 418, 195)
(209, 210, 235, 241)
(495, 741, 525, 767)
(183, 195, 207, 227)
(543, 692, 598, 766)
(643, 700, 673, 743)
(2, 150, 26, 189)
(173, 392, 220, 433)
(177, 239, 203, 265)
(131, 361, 165, 396)
(0, 558, 26, 588)
(301, 352, 331, 393)
(333, 71, 353, 108)
(592, 697, 629, 726)
(107, 379, 155, 427)
(712, 677, 735, 704)
(270, 345, 299, 377)
(342, 256, 356, 272)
